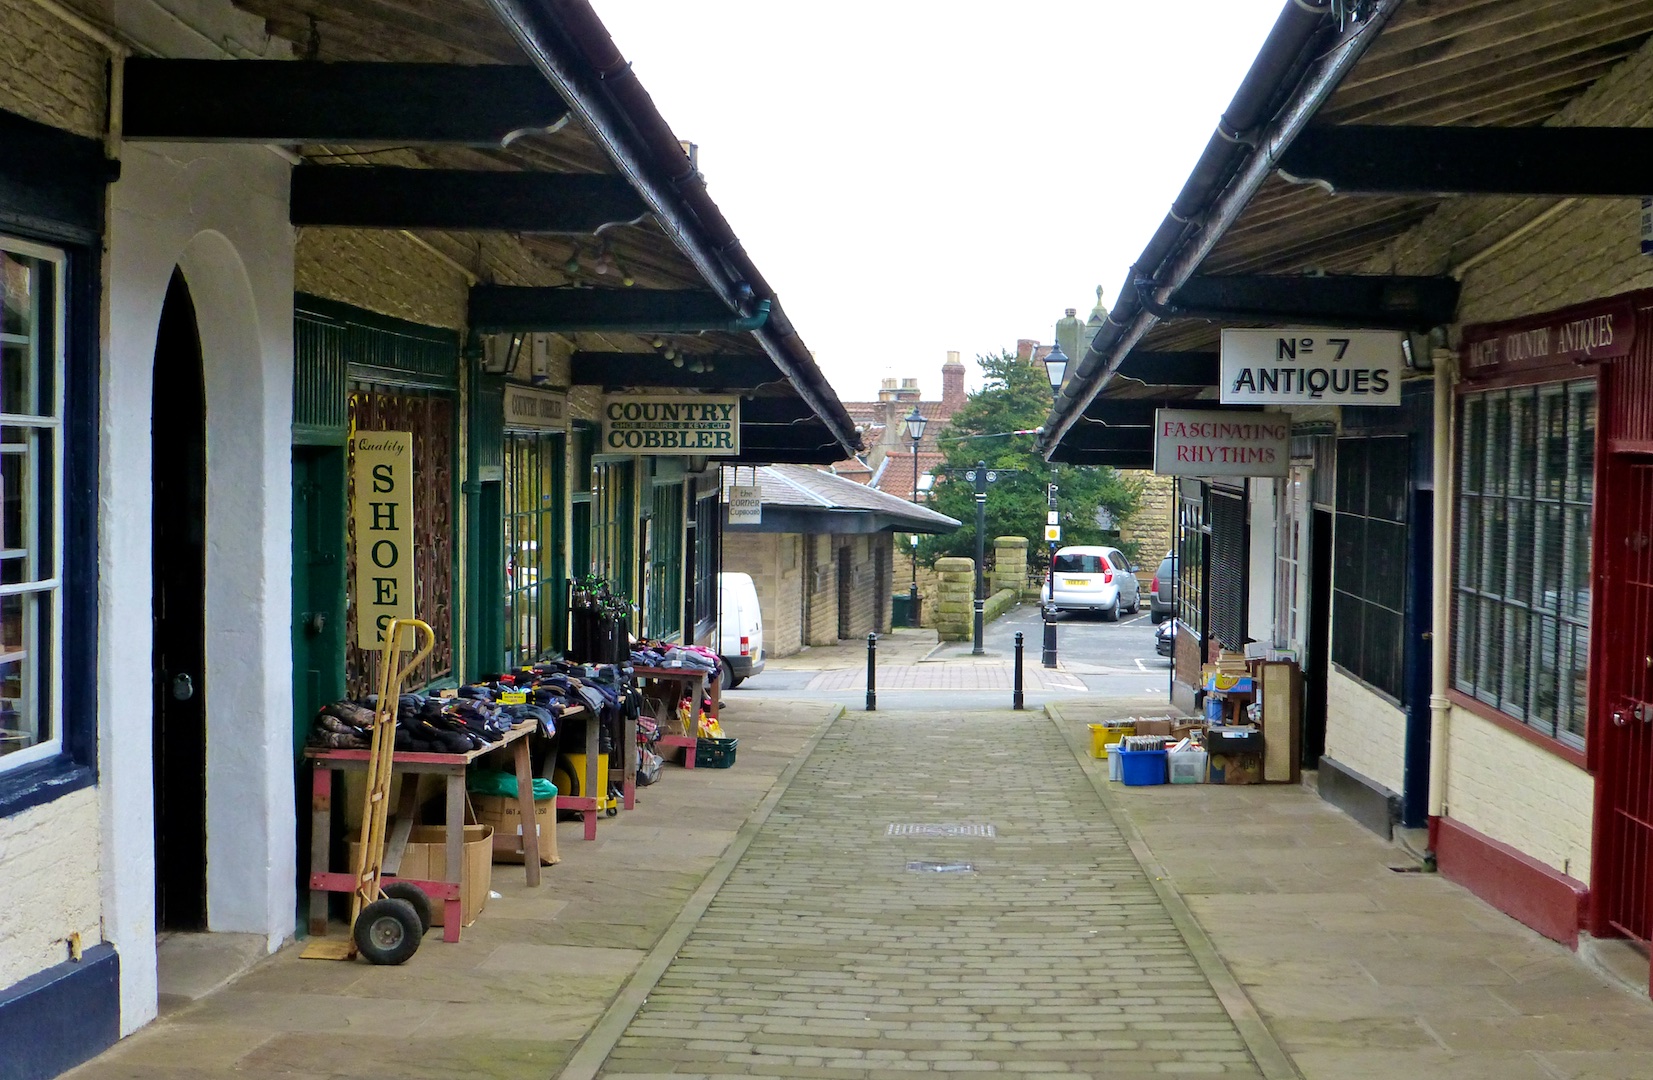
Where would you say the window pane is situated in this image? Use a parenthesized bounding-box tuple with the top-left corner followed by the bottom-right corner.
(1336, 440, 1366, 514)
(1365, 519, 1406, 612)
(1481, 499, 1508, 596)
(1536, 385, 1567, 501)
(1366, 439, 1409, 522)
(1570, 382, 1597, 503)
(0, 592, 50, 761)
(1458, 495, 1483, 594)
(1461, 397, 1485, 494)
(1476, 594, 1503, 702)
(1502, 605, 1529, 718)
(1453, 591, 1477, 692)
(1485, 392, 1511, 497)
(1530, 612, 1561, 735)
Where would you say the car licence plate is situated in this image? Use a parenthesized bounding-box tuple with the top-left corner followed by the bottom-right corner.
(1064, 578, 1088, 587)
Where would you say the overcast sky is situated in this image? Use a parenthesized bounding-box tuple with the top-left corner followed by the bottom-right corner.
(596, 2, 1286, 401)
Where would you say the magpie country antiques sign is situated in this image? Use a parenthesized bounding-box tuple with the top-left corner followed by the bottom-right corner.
(1459, 296, 1637, 380)
(604, 395, 740, 454)
(1220, 328, 1403, 406)
(352, 431, 416, 650)
(503, 383, 567, 431)
(1153, 409, 1290, 478)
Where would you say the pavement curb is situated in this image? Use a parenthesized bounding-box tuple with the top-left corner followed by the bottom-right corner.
(1046, 702, 1303, 1080)
(556, 702, 847, 1080)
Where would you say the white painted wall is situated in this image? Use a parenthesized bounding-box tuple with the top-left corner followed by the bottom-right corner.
(0, 788, 102, 991)
(103, 141, 294, 1034)
(1323, 669, 1408, 796)
(1246, 479, 1275, 646)
(1446, 707, 1594, 883)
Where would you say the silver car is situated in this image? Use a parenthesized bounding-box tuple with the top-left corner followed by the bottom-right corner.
(1040, 545, 1141, 621)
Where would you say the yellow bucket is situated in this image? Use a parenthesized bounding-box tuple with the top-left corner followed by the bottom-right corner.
(1088, 724, 1109, 758)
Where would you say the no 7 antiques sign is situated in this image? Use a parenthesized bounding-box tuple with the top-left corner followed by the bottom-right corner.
(1221, 328, 1403, 406)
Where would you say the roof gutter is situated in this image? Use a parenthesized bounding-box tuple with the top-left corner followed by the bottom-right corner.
(1040, 0, 1402, 456)
(481, 0, 861, 455)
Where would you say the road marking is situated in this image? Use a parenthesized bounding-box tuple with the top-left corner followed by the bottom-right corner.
(1134, 658, 1147, 672)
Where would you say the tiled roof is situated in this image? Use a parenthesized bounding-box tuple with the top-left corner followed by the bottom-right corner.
(722, 464, 961, 533)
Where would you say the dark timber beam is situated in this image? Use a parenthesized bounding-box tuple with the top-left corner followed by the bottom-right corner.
(123, 60, 570, 145)
(1079, 399, 1260, 427)
(1164, 274, 1459, 330)
(1054, 425, 1155, 452)
(718, 445, 845, 466)
(1114, 351, 1220, 388)
(291, 169, 646, 232)
(1047, 446, 1156, 469)
(475, 290, 756, 334)
(569, 351, 781, 388)
(738, 398, 821, 424)
(1278, 126, 1653, 198)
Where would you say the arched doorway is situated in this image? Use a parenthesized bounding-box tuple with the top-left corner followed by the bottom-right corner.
(151, 269, 208, 931)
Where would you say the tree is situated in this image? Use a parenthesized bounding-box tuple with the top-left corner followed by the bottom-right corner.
(916, 349, 1141, 570)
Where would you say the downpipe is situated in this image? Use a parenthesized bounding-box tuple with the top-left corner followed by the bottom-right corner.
(1426, 352, 1456, 855)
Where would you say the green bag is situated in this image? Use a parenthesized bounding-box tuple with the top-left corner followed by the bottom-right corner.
(466, 767, 556, 801)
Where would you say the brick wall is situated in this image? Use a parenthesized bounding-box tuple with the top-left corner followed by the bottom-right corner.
(0, 0, 106, 138)
(294, 228, 468, 330)
(1323, 669, 1407, 798)
(891, 546, 940, 626)
(1445, 708, 1595, 883)
(0, 787, 102, 991)
(722, 531, 807, 657)
(1119, 470, 1175, 570)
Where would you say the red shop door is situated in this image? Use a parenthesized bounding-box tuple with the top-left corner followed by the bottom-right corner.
(1597, 456, 1653, 951)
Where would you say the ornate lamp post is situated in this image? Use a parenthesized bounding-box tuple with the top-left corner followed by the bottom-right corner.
(1042, 344, 1068, 668)
(904, 407, 927, 626)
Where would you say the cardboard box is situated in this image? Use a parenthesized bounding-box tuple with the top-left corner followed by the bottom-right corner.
(354, 824, 492, 927)
(1134, 718, 1174, 737)
(1208, 753, 1261, 786)
(471, 793, 560, 866)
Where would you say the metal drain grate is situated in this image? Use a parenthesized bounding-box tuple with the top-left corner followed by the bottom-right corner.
(886, 823, 996, 838)
(907, 861, 976, 873)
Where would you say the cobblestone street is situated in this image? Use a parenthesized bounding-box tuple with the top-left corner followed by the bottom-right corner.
(598, 710, 1263, 1080)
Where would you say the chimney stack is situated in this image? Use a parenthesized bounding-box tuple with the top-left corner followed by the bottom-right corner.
(942, 351, 966, 414)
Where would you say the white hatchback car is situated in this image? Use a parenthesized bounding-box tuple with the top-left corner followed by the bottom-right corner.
(1040, 545, 1142, 621)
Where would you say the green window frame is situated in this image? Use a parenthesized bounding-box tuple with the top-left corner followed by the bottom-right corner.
(593, 459, 634, 603)
(503, 430, 565, 667)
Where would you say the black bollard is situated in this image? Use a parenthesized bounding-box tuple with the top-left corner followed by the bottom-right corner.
(1042, 609, 1058, 669)
(1013, 631, 1025, 710)
(865, 632, 877, 712)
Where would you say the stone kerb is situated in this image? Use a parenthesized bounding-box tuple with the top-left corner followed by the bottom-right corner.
(933, 556, 974, 641)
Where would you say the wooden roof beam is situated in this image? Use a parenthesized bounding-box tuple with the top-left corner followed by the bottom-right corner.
(1280, 126, 1653, 197)
(123, 60, 570, 145)
(568, 350, 781, 387)
(1164, 273, 1460, 330)
(291, 168, 646, 232)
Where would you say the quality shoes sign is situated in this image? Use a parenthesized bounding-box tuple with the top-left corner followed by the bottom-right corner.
(1220, 328, 1403, 406)
(604, 396, 740, 454)
(352, 431, 416, 650)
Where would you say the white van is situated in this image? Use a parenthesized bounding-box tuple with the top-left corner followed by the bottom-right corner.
(717, 571, 765, 688)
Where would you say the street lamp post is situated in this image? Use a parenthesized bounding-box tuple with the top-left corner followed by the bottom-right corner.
(1042, 344, 1068, 669)
(904, 407, 928, 627)
(965, 460, 999, 656)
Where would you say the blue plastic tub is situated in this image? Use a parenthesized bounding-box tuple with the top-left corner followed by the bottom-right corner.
(1119, 747, 1168, 787)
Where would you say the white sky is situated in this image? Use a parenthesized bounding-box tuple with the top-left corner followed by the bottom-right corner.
(595, 2, 1286, 401)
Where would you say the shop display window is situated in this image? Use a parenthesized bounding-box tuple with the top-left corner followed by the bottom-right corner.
(0, 238, 64, 774)
(503, 430, 565, 667)
(1332, 437, 1409, 700)
(1453, 380, 1595, 748)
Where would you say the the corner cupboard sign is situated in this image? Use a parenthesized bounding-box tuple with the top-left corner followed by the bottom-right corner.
(604, 395, 740, 454)
(728, 485, 762, 525)
(503, 383, 567, 431)
(1220, 328, 1402, 406)
(1153, 409, 1289, 478)
(351, 431, 416, 650)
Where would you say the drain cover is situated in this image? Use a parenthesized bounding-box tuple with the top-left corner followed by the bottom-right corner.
(907, 861, 975, 873)
(887, 823, 996, 838)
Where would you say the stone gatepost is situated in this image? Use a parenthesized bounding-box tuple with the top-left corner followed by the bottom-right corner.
(991, 536, 1028, 599)
(933, 556, 975, 641)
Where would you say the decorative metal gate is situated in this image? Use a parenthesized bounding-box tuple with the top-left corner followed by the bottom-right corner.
(1598, 456, 1653, 942)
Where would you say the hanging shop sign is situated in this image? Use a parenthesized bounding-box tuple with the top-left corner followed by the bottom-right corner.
(1460, 296, 1637, 380)
(1153, 409, 1290, 478)
(352, 431, 416, 650)
(1220, 328, 1403, 406)
(503, 383, 567, 431)
(604, 395, 740, 453)
(728, 485, 762, 525)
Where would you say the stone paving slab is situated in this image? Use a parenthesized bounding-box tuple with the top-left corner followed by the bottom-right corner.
(1048, 698, 1653, 1080)
(65, 698, 842, 1080)
(597, 709, 1263, 1080)
(807, 665, 1084, 692)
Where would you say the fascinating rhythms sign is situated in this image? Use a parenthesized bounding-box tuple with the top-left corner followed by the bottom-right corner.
(1220, 328, 1403, 406)
(352, 431, 416, 650)
(1152, 409, 1290, 478)
(603, 396, 740, 454)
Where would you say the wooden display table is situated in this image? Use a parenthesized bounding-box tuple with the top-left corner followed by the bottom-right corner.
(554, 700, 637, 835)
(304, 709, 577, 942)
(633, 664, 716, 769)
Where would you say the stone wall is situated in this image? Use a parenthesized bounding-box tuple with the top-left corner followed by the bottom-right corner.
(933, 557, 974, 641)
(0, 787, 102, 993)
(991, 536, 1028, 598)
